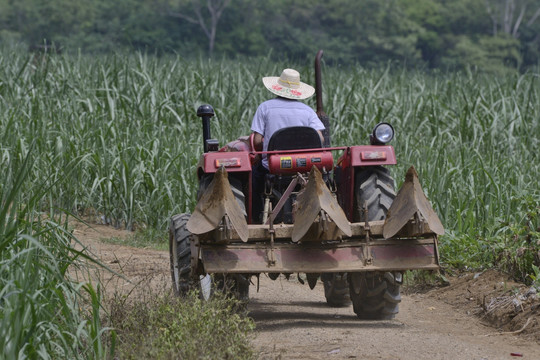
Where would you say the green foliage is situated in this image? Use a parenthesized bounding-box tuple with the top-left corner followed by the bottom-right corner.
(441, 199, 539, 283)
(109, 290, 255, 359)
(492, 201, 540, 282)
(441, 34, 522, 71)
(0, 0, 538, 69)
(0, 148, 115, 358)
(0, 49, 538, 235)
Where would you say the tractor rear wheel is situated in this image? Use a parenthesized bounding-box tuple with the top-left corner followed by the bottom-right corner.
(349, 166, 401, 319)
(321, 273, 351, 307)
(353, 166, 395, 221)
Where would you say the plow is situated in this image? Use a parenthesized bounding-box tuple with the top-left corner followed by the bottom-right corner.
(170, 51, 444, 319)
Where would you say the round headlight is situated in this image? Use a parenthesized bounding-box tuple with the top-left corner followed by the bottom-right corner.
(371, 123, 394, 145)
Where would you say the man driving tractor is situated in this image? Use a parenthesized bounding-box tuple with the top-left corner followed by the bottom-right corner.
(251, 68, 325, 222)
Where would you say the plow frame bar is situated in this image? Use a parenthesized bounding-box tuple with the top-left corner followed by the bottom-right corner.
(190, 220, 440, 274)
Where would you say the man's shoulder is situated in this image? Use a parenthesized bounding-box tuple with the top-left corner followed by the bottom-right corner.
(262, 98, 314, 111)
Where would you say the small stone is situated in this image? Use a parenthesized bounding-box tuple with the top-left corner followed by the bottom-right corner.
(512, 298, 522, 312)
(525, 287, 537, 297)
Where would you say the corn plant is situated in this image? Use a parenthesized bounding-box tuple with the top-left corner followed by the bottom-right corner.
(0, 147, 115, 359)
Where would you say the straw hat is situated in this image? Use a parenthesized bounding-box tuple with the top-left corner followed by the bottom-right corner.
(262, 68, 315, 100)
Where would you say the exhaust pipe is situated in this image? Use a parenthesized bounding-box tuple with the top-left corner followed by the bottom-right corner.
(197, 104, 217, 152)
(314, 50, 331, 147)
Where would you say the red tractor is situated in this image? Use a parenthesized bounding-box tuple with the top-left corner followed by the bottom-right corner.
(169, 51, 443, 319)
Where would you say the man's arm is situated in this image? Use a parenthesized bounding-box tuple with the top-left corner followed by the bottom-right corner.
(317, 130, 324, 145)
(252, 132, 264, 151)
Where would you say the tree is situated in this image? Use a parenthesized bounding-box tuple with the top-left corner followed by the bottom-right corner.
(166, 0, 231, 56)
(485, 0, 540, 38)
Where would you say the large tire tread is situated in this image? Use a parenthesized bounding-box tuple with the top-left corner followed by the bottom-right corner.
(322, 273, 351, 307)
(169, 213, 194, 296)
(349, 272, 401, 320)
(354, 167, 396, 222)
(350, 167, 400, 319)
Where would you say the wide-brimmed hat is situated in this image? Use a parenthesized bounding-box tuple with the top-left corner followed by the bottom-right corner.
(262, 68, 315, 100)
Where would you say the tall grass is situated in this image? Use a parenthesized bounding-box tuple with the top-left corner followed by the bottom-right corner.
(325, 66, 539, 273)
(0, 49, 538, 275)
(0, 148, 114, 358)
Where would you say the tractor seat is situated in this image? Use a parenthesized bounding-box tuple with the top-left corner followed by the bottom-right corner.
(267, 126, 322, 151)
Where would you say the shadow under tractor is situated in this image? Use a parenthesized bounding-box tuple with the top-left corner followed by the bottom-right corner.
(169, 51, 444, 320)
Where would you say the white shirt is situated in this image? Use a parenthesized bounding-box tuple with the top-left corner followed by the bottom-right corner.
(251, 97, 325, 169)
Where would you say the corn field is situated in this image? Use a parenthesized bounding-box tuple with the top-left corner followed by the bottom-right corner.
(0, 49, 539, 356)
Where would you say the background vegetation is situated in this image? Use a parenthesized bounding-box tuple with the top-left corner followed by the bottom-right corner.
(0, 0, 539, 71)
(0, 1, 539, 356)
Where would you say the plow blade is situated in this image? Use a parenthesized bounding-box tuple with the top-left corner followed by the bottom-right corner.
(292, 167, 352, 242)
(383, 166, 444, 239)
(186, 167, 248, 242)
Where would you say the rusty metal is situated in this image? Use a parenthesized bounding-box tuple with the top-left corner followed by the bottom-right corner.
(187, 167, 248, 242)
(362, 201, 373, 266)
(265, 176, 299, 225)
(267, 202, 276, 266)
(383, 166, 444, 239)
(262, 197, 270, 224)
(314, 49, 331, 147)
(292, 167, 351, 242)
(190, 236, 202, 277)
(199, 237, 439, 273)
(195, 218, 441, 244)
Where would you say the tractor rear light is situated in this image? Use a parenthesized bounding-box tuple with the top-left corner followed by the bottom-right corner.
(215, 158, 241, 168)
(370, 122, 394, 145)
(361, 151, 387, 161)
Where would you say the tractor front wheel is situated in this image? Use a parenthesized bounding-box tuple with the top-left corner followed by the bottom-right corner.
(321, 273, 351, 307)
(349, 272, 402, 320)
(170, 213, 213, 299)
(169, 213, 250, 302)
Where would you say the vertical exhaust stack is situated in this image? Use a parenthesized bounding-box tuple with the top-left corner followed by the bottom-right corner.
(197, 104, 217, 152)
(315, 50, 331, 147)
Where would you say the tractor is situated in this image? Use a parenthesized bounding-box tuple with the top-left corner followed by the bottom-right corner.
(169, 51, 443, 319)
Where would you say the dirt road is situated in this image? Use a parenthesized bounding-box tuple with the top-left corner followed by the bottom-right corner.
(250, 276, 540, 360)
(73, 222, 540, 360)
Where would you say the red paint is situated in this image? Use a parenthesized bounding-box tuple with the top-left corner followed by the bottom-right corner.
(199, 152, 252, 173)
(349, 145, 396, 166)
(268, 151, 334, 174)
